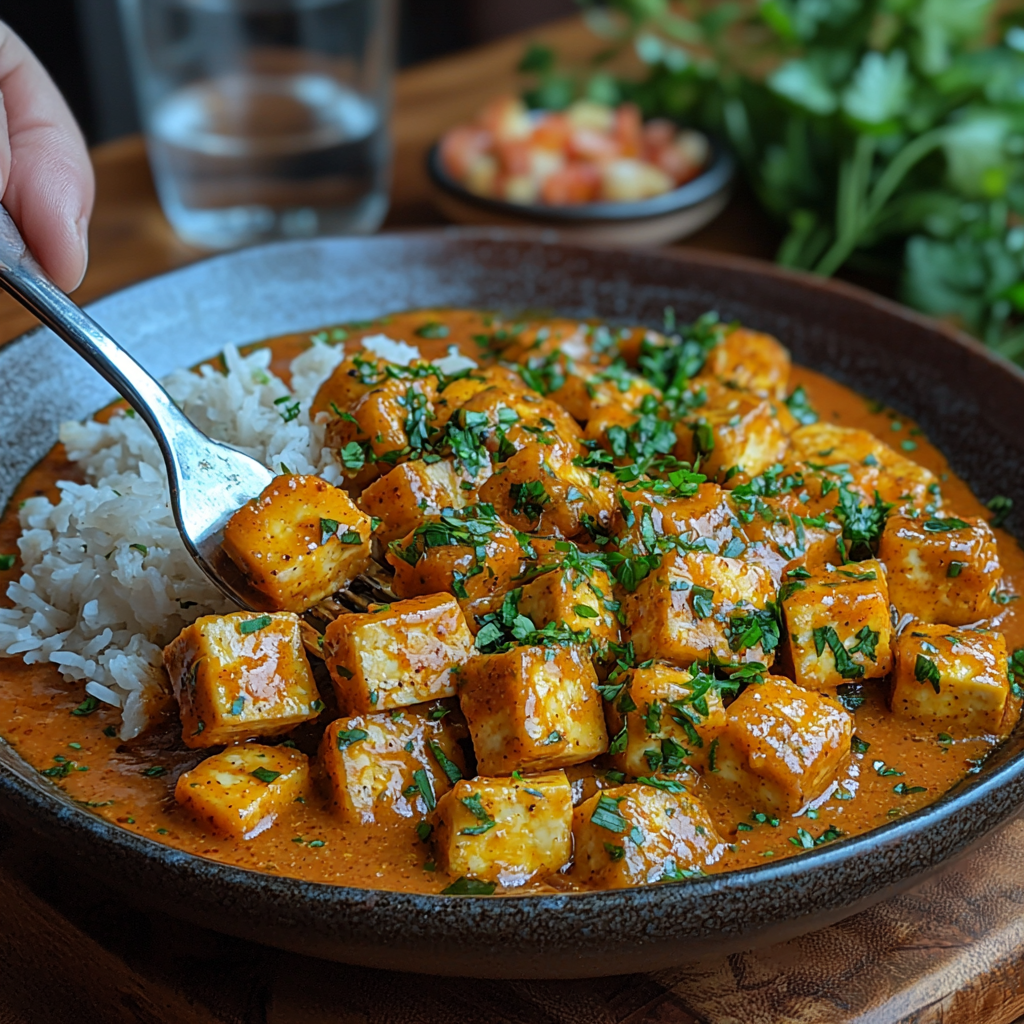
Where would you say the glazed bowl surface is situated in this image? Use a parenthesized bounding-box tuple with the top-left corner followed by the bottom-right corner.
(1, 229, 1023, 979)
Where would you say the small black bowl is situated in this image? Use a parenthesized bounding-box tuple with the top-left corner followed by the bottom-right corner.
(427, 138, 735, 244)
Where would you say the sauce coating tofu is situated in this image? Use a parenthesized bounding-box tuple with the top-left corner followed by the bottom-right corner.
(163, 611, 320, 748)
(174, 743, 309, 838)
(455, 384, 584, 458)
(616, 483, 749, 556)
(603, 661, 726, 777)
(432, 770, 573, 886)
(318, 704, 467, 825)
(782, 559, 893, 689)
(735, 493, 840, 584)
(879, 514, 1002, 625)
(890, 623, 1013, 736)
(222, 474, 372, 612)
(788, 423, 936, 509)
(458, 644, 609, 774)
(570, 784, 724, 888)
(324, 376, 439, 484)
(386, 505, 522, 604)
(674, 391, 789, 485)
(358, 458, 472, 545)
(694, 327, 791, 399)
(712, 675, 852, 814)
(623, 550, 776, 667)
(323, 594, 475, 713)
(546, 364, 658, 424)
(516, 563, 620, 657)
(477, 443, 612, 539)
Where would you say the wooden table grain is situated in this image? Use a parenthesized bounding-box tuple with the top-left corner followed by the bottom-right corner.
(0, 16, 1021, 1024)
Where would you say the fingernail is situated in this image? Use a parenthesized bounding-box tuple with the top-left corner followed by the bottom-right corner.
(72, 214, 90, 291)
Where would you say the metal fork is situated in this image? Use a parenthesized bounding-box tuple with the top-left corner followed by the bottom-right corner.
(0, 205, 276, 612)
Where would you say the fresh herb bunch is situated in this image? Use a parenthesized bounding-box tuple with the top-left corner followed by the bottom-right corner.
(520, 1, 1024, 359)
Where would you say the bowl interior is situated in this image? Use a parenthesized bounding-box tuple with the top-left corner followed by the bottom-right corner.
(426, 139, 736, 223)
(2, 229, 1024, 978)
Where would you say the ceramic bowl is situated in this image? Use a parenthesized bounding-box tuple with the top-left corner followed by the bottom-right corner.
(426, 140, 735, 245)
(2, 230, 1024, 979)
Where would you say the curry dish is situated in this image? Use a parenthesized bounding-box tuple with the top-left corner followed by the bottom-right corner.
(2, 308, 1022, 896)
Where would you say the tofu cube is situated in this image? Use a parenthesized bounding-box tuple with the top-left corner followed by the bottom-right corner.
(318, 704, 467, 825)
(695, 327, 791, 399)
(386, 505, 522, 603)
(890, 623, 1012, 736)
(733, 493, 841, 584)
(358, 458, 471, 545)
(323, 594, 475, 713)
(323, 376, 439, 482)
(781, 558, 893, 689)
(547, 364, 658, 424)
(458, 644, 609, 774)
(476, 442, 613, 539)
(174, 743, 309, 838)
(163, 611, 321, 749)
(623, 550, 777, 668)
(516, 563, 620, 658)
(222, 474, 372, 612)
(570, 784, 724, 889)
(712, 675, 852, 814)
(878, 514, 1002, 625)
(616, 483, 749, 557)
(455, 384, 584, 457)
(789, 423, 936, 509)
(674, 389, 789, 485)
(432, 771, 573, 886)
(603, 661, 727, 777)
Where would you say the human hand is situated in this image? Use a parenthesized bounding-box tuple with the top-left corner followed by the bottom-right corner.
(0, 23, 94, 292)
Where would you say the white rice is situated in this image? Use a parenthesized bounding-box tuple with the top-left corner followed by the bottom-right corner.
(0, 337, 360, 739)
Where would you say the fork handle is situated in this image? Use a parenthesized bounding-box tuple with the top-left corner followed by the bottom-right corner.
(0, 204, 199, 469)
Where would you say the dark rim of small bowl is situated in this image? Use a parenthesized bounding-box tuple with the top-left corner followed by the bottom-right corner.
(427, 137, 735, 223)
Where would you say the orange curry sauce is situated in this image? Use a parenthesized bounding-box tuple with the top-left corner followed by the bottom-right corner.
(1, 310, 1021, 894)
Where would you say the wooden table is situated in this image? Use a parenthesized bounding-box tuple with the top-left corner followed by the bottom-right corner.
(1, 16, 1023, 1024)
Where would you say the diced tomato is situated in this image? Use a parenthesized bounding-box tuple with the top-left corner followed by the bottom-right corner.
(612, 103, 643, 159)
(440, 126, 493, 182)
(531, 113, 571, 153)
(541, 163, 601, 205)
(477, 95, 531, 141)
(641, 118, 677, 161)
(655, 133, 710, 186)
(568, 126, 620, 164)
(494, 138, 532, 177)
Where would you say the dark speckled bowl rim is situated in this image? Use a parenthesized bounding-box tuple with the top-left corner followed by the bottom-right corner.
(427, 138, 735, 223)
(1, 229, 1024, 977)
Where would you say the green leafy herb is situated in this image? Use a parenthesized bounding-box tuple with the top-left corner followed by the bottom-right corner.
(428, 740, 463, 785)
(71, 696, 99, 716)
(442, 877, 496, 896)
(988, 496, 1013, 528)
(250, 767, 281, 784)
(922, 516, 970, 533)
(914, 654, 942, 694)
(336, 728, 368, 749)
(0, 554, 16, 571)
(459, 792, 496, 835)
(813, 625, 864, 680)
(785, 385, 818, 425)
(590, 793, 628, 833)
(415, 321, 450, 339)
(239, 615, 273, 635)
(412, 769, 436, 812)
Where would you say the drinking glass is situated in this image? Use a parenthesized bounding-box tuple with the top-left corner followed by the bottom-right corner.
(118, 0, 395, 249)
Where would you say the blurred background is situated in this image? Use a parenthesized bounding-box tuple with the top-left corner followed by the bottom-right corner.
(2, 0, 574, 144)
